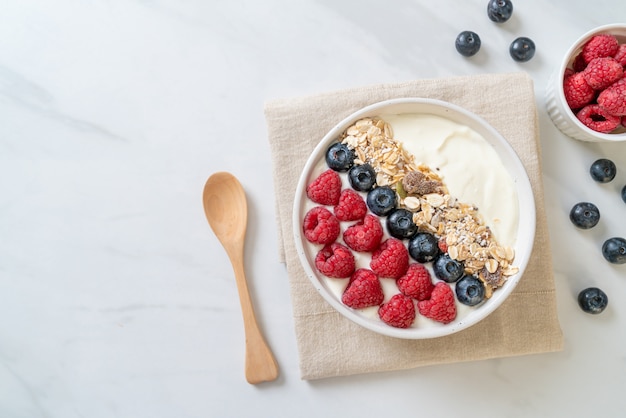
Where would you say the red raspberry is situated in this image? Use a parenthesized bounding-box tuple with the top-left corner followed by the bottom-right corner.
(598, 78, 626, 116)
(306, 169, 342, 206)
(343, 214, 383, 252)
(583, 57, 623, 90)
(576, 104, 621, 133)
(396, 263, 434, 301)
(334, 189, 367, 221)
(378, 294, 416, 328)
(315, 243, 355, 278)
(370, 238, 409, 279)
(342, 268, 384, 309)
(614, 44, 626, 67)
(417, 282, 457, 324)
(572, 52, 587, 72)
(302, 206, 340, 245)
(581, 34, 619, 64)
(563, 72, 595, 109)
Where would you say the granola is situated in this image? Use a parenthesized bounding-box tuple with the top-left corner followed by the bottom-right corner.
(340, 116, 518, 297)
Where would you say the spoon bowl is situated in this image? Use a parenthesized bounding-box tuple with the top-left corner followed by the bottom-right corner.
(203, 172, 278, 384)
(204, 172, 247, 249)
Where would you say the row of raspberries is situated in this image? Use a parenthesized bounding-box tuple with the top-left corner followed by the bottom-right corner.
(563, 34, 626, 133)
(303, 169, 456, 327)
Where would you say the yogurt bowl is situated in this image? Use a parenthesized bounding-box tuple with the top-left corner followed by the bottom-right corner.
(545, 23, 626, 142)
(292, 98, 535, 339)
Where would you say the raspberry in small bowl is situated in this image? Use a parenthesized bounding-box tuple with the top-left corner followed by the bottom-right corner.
(546, 24, 626, 142)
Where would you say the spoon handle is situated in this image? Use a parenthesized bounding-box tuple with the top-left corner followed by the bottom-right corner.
(227, 244, 279, 384)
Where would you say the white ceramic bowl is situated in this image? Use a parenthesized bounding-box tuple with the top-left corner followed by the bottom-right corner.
(545, 23, 626, 142)
(292, 98, 535, 339)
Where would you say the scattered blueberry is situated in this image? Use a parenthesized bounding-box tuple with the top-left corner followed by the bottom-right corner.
(455, 275, 486, 306)
(348, 163, 376, 192)
(408, 232, 440, 263)
(325, 142, 355, 172)
(569, 202, 600, 229)
(386, 209, 418, 239)
(433, 253, 464, 283)
(509, 37, 536, 62)
(622, 185, 626, 204)
(589, 158, 616, 183)
(487, 0, 513, 23)
(602, 237, 626, 264)
(455, 31, 482, 57)
(366, 186, 397, 216)
(578, 287, 608, 314)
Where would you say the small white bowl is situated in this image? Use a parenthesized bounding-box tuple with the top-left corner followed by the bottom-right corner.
(545, 23, 626, 142)
(292, 98, 536, 339)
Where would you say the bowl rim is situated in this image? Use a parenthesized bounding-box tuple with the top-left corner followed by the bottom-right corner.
(556, 23, 626, 141)
(292, 97, 536, 339)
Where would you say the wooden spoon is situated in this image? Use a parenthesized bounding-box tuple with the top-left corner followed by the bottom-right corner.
(202, 172, 278, 384)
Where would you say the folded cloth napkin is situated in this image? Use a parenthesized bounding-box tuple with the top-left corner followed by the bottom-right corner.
(265, 72, 563, 380)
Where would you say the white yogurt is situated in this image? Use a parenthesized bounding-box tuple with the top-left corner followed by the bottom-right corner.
(384, 113, 519, 247)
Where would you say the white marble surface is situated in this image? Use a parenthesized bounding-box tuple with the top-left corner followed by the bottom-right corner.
(2, 1, 626, 417)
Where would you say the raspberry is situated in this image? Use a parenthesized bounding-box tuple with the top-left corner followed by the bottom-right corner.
(563, 72, 595, 109)
(417, 282, 457, 324)
(343, 214, 383, 252)
(581, 34, 619, 64)
(302, 206, 340, 245)
(583, 57, 623, 90)
(370, 238, 409, 279)
(396, 263, 434, 301)
(572, 52, 587, 72)
(315, 243, 355, 278)
(378, 294, 416, 328)
(342, 268, 384, 309)
(598, 78, 626, 116)
(306, 169, 342, 206)
(334, 189, 367, 221)
(614, 44, 626, 67)
(576, 104, 621, 133)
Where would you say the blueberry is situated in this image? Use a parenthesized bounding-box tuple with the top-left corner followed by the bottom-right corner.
(433, 253, 464, 283)
(455, 275, 486, 306)
(325, 142, 355, 172)
(348, 163, 376, 192)
(487, 0, 513, 23)
(622, 185, 626, 204)
(578, 287, 608, 314)
(590, 158, 616, 183)
(386, 209, 418, 240)
(455, 31, 481, 57)
(569, 202, 600, 229)
(602, 237, 626, 264)
(509, 37, 535, 62)
(366, 186, 397, 216)
(408, 232, 440, 263)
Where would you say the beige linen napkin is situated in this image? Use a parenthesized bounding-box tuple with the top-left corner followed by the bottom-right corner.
(265, 72, 563, 380)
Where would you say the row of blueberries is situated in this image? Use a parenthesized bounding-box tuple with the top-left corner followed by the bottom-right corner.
(455, 1, 536, 63)
(569, 158, 626, 314)
(324, 142, 488, 309)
